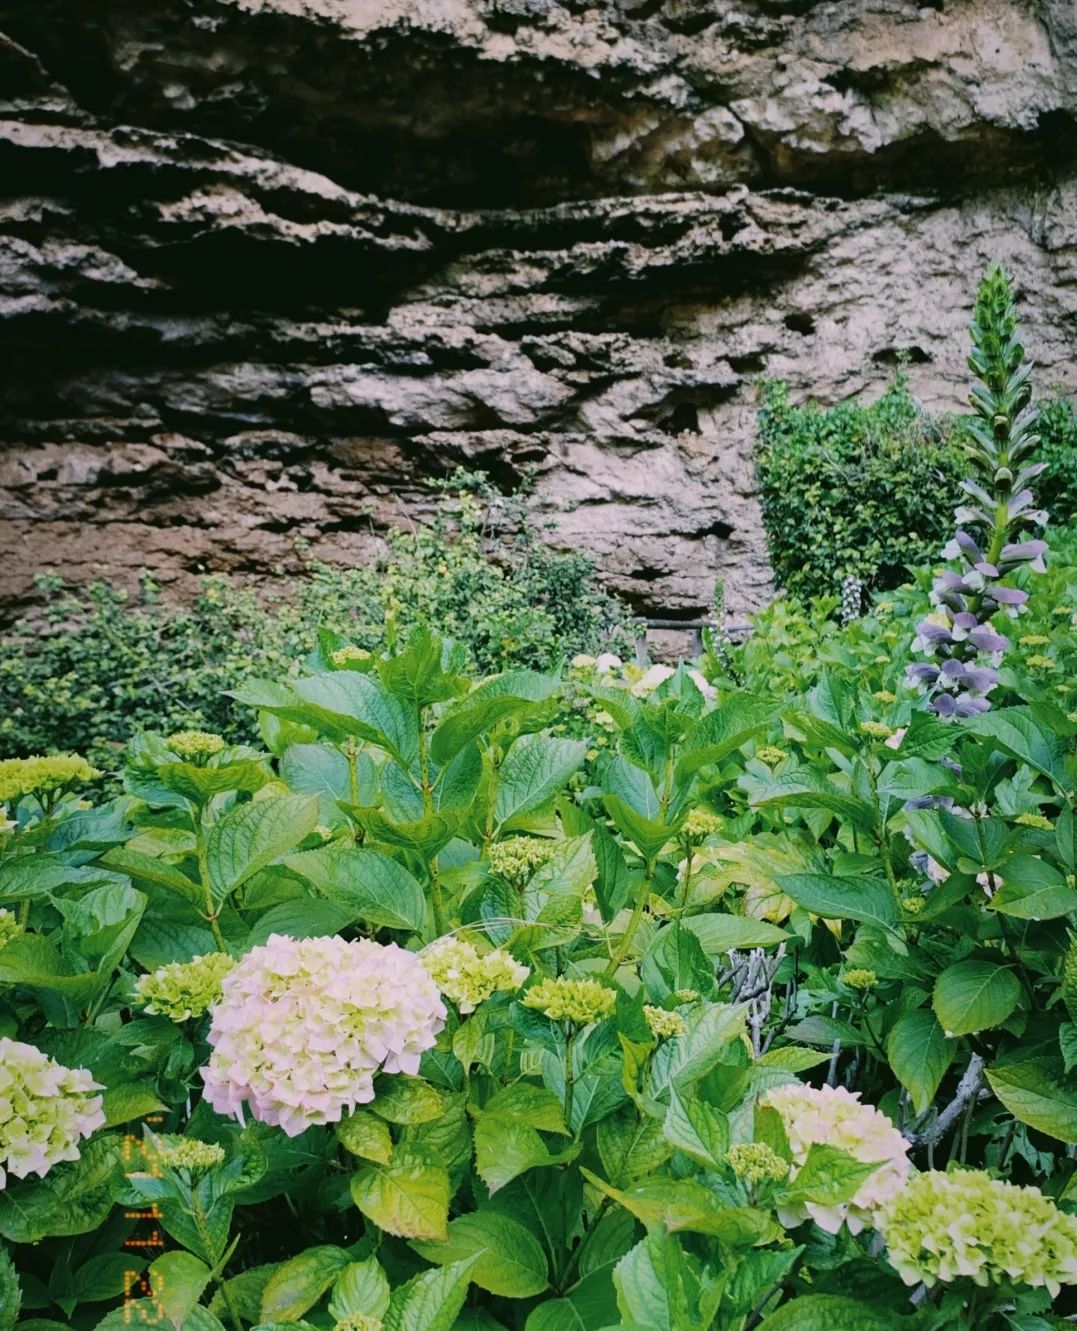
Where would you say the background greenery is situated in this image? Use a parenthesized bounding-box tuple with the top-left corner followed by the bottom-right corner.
(0, 474, 636, 770)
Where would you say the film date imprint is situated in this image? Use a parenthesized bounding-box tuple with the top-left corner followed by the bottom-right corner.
(122, 1115, 166, 1323)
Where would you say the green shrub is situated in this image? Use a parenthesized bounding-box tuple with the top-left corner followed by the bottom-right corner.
(754, 375, 964, 602)
(1036, 393, 1077, 524)
(755, 376, 1077, 604)
(0, 473, 636, 769)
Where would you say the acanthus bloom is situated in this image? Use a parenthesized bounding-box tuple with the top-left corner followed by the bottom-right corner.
(762, 1083, 911, 1234)
(200, 934, 446, 1136)
(906, 267, 1047, 719)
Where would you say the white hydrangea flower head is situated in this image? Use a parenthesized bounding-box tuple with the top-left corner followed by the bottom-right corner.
(200, 934, 446, 1137)
(762, 1083, 911, 1234)
(880, 1169, 1077, 1296)
(595, 653, 623, 674)
(0, 1038, 105, 1189)
(422, 935, 529, 1014)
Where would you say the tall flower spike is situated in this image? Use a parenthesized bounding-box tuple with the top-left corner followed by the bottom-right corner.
(907, 266, 1047, 718)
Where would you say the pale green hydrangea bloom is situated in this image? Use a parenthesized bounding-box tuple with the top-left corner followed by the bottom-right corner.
(756, 746, 787, 767)
(487, 837, 556, 884)
(0, 754, 100, 803)
(422, 936, 529, 1014)
(0, 908, 21, 949)
(166, 730, 227, 760)
(152, 1136, 227, 1172)
(331, 645, 372, 668)
(682, 809, 724, 840)
(880, 1169, 1077, 1296)
(643, 1005, 686, 1041)
(0, 1038, 104, 1189)
(842, 969, 878, 991)
(334, 1315, 383, 1331)
(523, 977, 617, 1026)
(727, 1142, 790, 1187)
(134, 951, 237, 1022)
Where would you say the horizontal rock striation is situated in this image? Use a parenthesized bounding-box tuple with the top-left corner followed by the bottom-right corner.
(0, 0, 1075, 621)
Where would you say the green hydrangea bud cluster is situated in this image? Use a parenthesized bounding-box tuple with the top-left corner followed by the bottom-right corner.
(880, 1169, 1077, 1296)
(673, 988, 699, 1005)
(0, 754, 100, 804)
(422, 936, 529, 1014)
(487, 837, 556, 884)
(134, 951, 237, 1022)
(726, 1142, 790, 1188)
(858, 721, 896, 741)
(901, 895, 926, 915)
(682, 809, 724, 840)
(0, 1037, 105, 1189)
(153, 1136, 227, 1172)
(330, 645, 373, 668)
(165, 730, 227, 761)
(643, 1005, 686, 1040)
(1014, 812, 1053, 831)
(333, 1315, 383, 1331)
(0, 908, 21, 950)
(756, 746, 786, 767)
(523, 977, 616, 1026)
(842, 969, 878, 991)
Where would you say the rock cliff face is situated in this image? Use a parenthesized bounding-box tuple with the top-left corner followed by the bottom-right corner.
(0, 0, 1075, 623)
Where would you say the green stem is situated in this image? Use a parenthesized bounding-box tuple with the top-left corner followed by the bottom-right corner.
(345, 737, 360, 807)
(417, 710, 447, 935)
(604, 857, 657, 978)
(196, 818, 227, 952)
(563, 1027, 576, 1135)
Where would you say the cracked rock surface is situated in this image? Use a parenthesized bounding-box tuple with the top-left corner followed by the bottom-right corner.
(0, 0, 1075, 621)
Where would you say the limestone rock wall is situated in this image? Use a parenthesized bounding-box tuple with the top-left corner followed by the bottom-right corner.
(0, 0, 1075, 622)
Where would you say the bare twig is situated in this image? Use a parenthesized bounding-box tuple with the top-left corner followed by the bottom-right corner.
(904, 1053, 986, 1148)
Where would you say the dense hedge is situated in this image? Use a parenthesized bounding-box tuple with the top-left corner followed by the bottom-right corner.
(755, 376, 1077, 604)
(0, 475, 636, 768)
(754, 376, 964, 603)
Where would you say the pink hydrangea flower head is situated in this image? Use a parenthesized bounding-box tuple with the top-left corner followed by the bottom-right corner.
(200, 934, 446, 1136)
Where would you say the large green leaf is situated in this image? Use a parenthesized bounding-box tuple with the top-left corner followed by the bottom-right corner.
(963, 706, 1068, 785)
(284, 846, 426, 931)
(886, 1010, 953, 1115)
(260, 1246, 351, 1323)
(677, 696, 775, 778)
(757, 1295, 903, 1330)
(0, 1245, 19, 1331)
(413, 1212, 548, 1297)
(473, 1114, 580, 1194)
(350, 1161, 450, 1240)
(681, 914, 789, 953)
(602, 795, 674, 862)
(431, 670, 559, 764)
(329, 1258, 391, 1321)
(986, 1058, 1077, 1144)
(146, 1252, 212, 1331)
(382, 1257, 479, 1331)
(932, 961, 1020, 1037)
(775, 873, 898, 927)
(991, 855, 1077, 920)
(750, 772, 876, 829)
(205, 795, 319, 906)
(495, 737, 587, 830)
